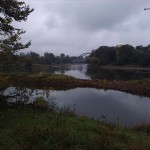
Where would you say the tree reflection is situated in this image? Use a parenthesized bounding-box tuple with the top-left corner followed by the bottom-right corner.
(0, 87, 52, 110)
(86, 65, 150, 80)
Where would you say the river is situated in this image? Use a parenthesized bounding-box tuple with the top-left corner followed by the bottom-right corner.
(4, 86, 150, 127)
(51, 88, 150, 126)
(46, 64, 150, 80)
(4, 64, 150, 126)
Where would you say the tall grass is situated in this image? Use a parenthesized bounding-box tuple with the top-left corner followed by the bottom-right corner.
(0, 104, 150, 150)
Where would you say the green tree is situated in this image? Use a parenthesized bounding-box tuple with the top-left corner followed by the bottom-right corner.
(27, 51, 40, 64)
(60, 53, 65, 64)
(89, 47, 116, 65)
(136, 45, 150, 66)
(44, 52, 55, 65)
(87, 57, 100, 65)
(0, 0, 33, 70)
(95, 46, 116, 65)
(116, 44, 134, 65)
(64, 55, 71, 64)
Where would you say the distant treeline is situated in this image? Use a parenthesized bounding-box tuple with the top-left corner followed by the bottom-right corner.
(19, 52, 76, 71)
(1, 44, 150, 72)
(20, 52, 73, 65)
(88, 44, 150, 66)
(0, 52, 76, 72)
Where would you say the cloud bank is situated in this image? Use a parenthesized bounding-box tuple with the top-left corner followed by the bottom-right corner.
(19, 0, 150, 56)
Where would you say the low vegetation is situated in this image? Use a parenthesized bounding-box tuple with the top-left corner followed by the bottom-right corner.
(0, 73, 150, 97)
(0, 106, 150, 150)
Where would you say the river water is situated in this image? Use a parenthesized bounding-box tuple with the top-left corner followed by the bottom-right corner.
(4, 64, 150, 126)
(50, 88, 150, 126)
(51, 64, 150, 80)
(5, 86, 150, 126)
(34, 64, 150, 126)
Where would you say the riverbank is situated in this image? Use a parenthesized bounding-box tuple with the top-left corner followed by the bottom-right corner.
(1, 73, 150, 97)
(0, 108, 150, 150)
(34, 63, 150, 71)
(1, 73, 150, 149)
(91, 65, 150, 71)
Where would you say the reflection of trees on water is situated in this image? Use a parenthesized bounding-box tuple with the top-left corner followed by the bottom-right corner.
(65, 65, 84, 72)
(32, 65, 56, 74)
(86, 65, 150, 80)
(60, 67, 65, 74)
(55, 65, 85, 74)
(74, 65, 84, 72)
(0, 87, 52, 110)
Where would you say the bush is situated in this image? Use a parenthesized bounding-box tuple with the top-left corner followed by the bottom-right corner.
(33, 97, 49, 110)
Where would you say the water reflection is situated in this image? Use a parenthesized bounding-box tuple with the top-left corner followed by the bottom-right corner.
(52, 64, 150, 80)
(0, 87, 52, 110)
(54, 65, 90, 79)
(1, 86, 150, 126)
(51, 88, 150, 126)
(33, 64, 150, 80)
(86, 65, 150, 80)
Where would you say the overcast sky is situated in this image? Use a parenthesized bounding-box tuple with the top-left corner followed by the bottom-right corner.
(20, 0, 150, 56)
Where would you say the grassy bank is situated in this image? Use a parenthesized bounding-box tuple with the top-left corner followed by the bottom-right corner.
(0, 73, 150, 97)
(0, 74, 150, 149)
(0, 108, 150, 150)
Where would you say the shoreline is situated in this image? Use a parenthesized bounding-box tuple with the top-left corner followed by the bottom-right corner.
(1, 73, 149, 98)
(89, 64, 150, 71)
(34, 63, 150, 71)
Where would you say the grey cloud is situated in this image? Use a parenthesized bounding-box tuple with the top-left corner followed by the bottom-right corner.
(45, 1, 148, 31)
(20, 0, 150, 56)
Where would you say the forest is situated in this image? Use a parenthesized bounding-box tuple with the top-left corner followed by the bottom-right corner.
(88, 44, 150, 66)
(0, 51, 75, 72)
(1, 44, 150, 72)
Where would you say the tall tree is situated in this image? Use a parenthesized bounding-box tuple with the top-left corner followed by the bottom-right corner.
(116, 44, 134, 65)
(44, 52, 55, 65)
(0, 0, 33, 71)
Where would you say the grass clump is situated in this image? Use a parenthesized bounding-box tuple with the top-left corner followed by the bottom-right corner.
(33, 97, 49, 110)
(0, 108, 150, 150)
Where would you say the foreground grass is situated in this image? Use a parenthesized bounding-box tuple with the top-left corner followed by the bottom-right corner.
(0, 108, 150, 150)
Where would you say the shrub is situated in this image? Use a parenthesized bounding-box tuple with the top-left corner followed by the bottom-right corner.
(33, 97, 49, 110)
